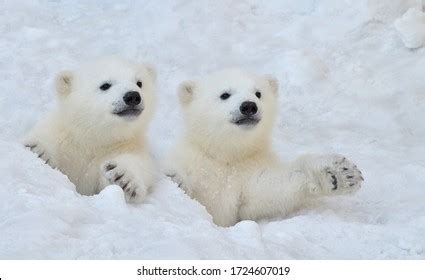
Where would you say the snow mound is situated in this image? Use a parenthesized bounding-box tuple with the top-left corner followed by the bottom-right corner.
(366, 0, 423, 21)
(395, 8, 425, 49)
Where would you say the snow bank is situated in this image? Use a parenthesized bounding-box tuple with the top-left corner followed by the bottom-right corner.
(0, 0, 424, 259)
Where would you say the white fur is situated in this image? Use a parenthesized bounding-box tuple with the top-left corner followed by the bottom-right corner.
(24, 57, 157, 202)
(166, 69, 364, 227)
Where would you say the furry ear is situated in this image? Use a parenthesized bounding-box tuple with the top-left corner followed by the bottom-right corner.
(55, 71, 73, 97)
(264, 75, 279, 95)
(178, 80, 196, 106)
(145, 65, 157, 82)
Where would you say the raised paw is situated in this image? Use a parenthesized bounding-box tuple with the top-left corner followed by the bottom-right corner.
(320, 155, 364, 195)
(102, 161, 147, 203)
(25, 141, 53, 166)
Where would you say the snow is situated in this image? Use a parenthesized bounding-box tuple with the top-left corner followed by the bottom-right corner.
(1, 0, 425, 259)
(395, 7, 425, 49)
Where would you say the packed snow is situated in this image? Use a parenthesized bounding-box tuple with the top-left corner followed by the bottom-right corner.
(0, 0, 424, 259)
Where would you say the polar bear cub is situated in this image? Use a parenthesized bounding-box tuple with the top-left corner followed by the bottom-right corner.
(25, 57, 157, 202)
(166, 69, 364, 227)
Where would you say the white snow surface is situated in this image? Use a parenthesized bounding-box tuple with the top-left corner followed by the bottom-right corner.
(395, 7, 425, 49)
(1, 0, 425, 259)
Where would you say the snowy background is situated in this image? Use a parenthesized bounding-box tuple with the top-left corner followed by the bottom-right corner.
(1, 0, 425, 259)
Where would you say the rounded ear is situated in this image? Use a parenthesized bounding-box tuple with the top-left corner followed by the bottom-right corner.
(55, 71, 73, 97)
(178, 80, 196, 106)
(145, 65, 156, 82)
(264, 75, 279, 95)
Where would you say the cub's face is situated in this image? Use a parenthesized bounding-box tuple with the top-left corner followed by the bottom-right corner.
(56, 57, 156, 135)
(178, 69, 278, 148)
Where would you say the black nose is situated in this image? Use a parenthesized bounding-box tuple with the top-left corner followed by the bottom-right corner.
(123, 91, 141, 106)
(240, 101, 258, 116)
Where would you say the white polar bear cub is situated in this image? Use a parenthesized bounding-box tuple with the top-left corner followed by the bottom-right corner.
(166, 69, 364, 227)
(25, 57, 157, 203)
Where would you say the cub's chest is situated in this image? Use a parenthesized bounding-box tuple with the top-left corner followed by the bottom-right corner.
(183, 161, 250, 195)
(58, 143, 94, 168)
(57, 141, 102, 182)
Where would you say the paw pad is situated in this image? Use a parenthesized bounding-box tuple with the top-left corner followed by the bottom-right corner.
(323, 155, 364, 194)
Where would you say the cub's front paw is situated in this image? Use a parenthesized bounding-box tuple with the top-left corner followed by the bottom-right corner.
(320, 155, 364, 195)
(102, 161, 147, 203)
(166, 173, 184, 189)
(24, 140, 53, 166)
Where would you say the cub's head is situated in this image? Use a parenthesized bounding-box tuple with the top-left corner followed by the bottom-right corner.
(178, 69, 279, 158)
(56, 57, 156, 139)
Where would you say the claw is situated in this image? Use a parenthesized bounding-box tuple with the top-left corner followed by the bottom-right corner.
(114, 173, 124, 182)
(105, 163, 116, 171)
(331, 174, 338, 190)
(25, 144, 36, 149)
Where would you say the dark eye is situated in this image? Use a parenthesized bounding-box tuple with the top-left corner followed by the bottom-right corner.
(100, 82, 112, 91)
(255, 91, 262, 99)
(220, 92, 231, 100)
(137, 81, 142, 88)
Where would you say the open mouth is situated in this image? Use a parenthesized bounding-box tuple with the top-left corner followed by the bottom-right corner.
(232, 117, 260, 127)
(113, 107, 142, 118)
